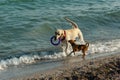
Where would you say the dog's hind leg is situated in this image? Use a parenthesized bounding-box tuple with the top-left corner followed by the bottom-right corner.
(82, 50, 86, 60)
(78, 32, 84, 43)
(73, 52, 75, 55)
(72, 50, 76, 55)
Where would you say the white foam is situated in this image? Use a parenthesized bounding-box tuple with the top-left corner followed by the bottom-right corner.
(0, 55, 36, 70)
(89, 39, 120, 54)
(0, 52, 67, 70)
(66, 39, 120, 55)
(0, 39, 120, 70)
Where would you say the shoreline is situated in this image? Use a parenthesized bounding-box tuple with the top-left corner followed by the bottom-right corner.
(11, 53, 120, 80)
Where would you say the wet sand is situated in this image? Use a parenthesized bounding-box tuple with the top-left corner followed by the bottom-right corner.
(11, 53, 120, 80)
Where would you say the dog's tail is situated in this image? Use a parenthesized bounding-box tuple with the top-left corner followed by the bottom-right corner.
(85, 42, 89, 47)
(64, 17, 78, 29)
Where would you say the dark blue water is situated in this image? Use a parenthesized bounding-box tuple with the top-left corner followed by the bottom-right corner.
(0, 0, 120, 71)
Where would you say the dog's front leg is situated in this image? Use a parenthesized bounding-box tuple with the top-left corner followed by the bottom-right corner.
(73, 52, 75, 55)
(65, 41, 68, 55)
(67, 51, 73, 57)
(82, 50, 86, 60)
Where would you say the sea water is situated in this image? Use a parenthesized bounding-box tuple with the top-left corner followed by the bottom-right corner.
(0, 0, 120, 79)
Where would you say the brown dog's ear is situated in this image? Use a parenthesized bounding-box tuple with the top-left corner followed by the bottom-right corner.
(68, 40, 70, 42)
(74, 40, 76, 42)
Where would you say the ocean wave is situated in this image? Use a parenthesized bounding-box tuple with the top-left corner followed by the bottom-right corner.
(0, 52, 66, 70)
(89, 39, 120, 54)
(0, 39, 120, 70)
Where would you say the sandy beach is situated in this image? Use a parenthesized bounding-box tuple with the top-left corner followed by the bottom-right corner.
(11, 53, 120, 80)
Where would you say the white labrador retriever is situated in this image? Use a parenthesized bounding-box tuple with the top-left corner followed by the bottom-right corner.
(55, 17, 84, 54)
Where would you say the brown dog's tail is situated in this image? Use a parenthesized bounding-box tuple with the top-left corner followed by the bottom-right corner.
(85, 42, 89, 47)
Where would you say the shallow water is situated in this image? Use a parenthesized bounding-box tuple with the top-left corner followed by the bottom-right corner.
(0, 51, 119, 80)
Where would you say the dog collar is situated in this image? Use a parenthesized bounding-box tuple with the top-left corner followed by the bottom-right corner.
(61, 30, 66, 41)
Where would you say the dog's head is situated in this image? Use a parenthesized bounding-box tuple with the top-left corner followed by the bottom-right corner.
(54, 29, 64, 40)
(68, 40, 76, 44)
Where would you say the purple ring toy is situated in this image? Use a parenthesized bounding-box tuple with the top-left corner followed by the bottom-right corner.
(50, 36, 61, 46)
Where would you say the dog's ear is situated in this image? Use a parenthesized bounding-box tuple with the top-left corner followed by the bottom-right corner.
(74, 40, 76, 42)
(68, 40, 70, 42)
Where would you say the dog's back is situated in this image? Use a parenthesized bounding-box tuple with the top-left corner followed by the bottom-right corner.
(68, 40, 89, 50)
(76, 42, 89, 51)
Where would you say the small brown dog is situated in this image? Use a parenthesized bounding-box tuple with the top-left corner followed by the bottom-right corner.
(68, 40, 89, 59)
